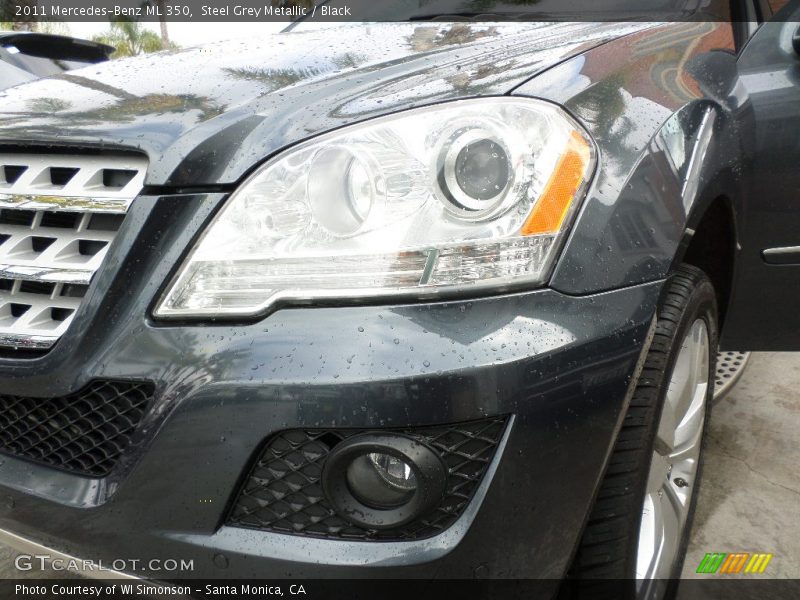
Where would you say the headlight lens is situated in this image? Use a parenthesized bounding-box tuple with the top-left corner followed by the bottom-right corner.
(156, 98, 595, 318)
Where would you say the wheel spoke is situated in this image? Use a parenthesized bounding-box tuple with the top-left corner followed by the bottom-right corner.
(637, 493, 661, 579)
(646, 451, 669, 494)
(655, 402, 677, 455)
(669, 411, 705, 464)
(674, 323, 709, 452)
(656, 480, 682, 577)
(657, 349, 688, 453)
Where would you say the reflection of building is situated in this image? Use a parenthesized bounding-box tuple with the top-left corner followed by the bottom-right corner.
(406, 24, 499, 52)
(402, 299, 517, 346)
(579, 22, 735, 109)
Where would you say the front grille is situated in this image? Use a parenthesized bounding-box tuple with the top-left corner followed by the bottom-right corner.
(0, 153, 147, 351)
(227, 417, 508, 541)
(0, 380, 154, 477)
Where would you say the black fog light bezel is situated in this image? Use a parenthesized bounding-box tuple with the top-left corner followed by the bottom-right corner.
(322, 433, 447, 530)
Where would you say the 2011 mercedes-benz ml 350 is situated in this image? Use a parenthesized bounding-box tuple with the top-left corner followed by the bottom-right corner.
(0, 1, 799, 597)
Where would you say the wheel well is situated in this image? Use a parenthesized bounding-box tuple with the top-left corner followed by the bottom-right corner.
(682, 198, 735, 330)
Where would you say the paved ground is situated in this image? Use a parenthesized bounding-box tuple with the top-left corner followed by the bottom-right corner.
(681, 352, 800, 579)
(0, 353, 798, 581)
(0, 542, 65, 580)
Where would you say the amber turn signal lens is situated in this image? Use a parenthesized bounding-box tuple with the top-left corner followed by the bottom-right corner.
(520, 131, 592, 237)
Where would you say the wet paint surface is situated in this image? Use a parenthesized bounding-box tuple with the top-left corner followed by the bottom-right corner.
(0, 22, 648, 186)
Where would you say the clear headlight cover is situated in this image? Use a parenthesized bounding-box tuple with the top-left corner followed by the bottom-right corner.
(156, 98, 595, 318)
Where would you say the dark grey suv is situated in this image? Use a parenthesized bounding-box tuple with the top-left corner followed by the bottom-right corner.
(0, 1, 798, 597)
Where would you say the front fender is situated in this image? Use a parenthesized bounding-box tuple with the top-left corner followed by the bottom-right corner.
(513, 22, 741, 295)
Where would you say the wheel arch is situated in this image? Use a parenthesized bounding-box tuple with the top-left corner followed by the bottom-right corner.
(673, 193, 738, 333)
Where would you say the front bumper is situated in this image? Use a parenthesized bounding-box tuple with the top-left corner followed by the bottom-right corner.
(0, 193, 662, 580)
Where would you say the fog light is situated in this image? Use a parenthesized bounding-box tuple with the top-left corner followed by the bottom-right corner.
(346, 452, 418, 509)
(323, 433, 447, 529)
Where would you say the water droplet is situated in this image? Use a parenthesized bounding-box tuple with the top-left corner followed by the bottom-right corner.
(213, 553, 229, 569)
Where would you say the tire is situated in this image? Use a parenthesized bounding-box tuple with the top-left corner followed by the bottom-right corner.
(564, 264, 719, 600)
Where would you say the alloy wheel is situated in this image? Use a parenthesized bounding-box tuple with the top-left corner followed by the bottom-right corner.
(636, 318, 710, 584)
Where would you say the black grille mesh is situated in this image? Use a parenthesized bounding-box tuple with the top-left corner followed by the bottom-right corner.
(0, 380, 153, 477)
(227, 417, 508, 541)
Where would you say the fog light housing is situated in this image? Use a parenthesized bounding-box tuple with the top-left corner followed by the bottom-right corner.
(323, 433, 447, 529)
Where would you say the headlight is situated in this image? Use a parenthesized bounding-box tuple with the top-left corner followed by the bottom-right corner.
(155, 98, 595, 318)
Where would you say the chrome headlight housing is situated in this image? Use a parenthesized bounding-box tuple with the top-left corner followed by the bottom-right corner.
(156, 98, 595, 318)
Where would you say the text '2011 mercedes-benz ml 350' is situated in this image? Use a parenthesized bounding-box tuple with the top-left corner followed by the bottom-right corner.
(0, 1, 799, 598)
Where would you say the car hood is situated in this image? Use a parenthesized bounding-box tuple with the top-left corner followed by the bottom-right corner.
(0, 22, 647, 187)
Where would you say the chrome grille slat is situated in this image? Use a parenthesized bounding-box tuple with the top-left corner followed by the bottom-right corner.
(0, 265, 94, 285)
(0, 282, 82, 349)
(0, 154, 146, 203)
(0, 224, 116, 272)
(0, 153, 147, 351)
(0, 194, 132, 214)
